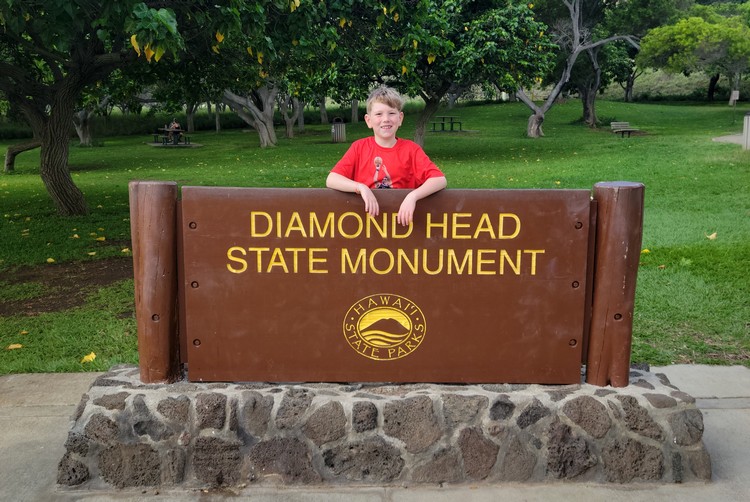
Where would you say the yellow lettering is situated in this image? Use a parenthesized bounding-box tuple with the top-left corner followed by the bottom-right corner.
(500, 249, 521, 275)
(477, 249, 496, 275)
(250, 211, 272, 237)
(524, 249, 545, 275)
(370, 248, 394, 275)
(310, 212, 335, 237)
(247, 247, 269, 272)
(391, 213, 413, 238)
(473, 213, 496, 239)
(267, 248, 289, 273)
(280, 247, 303, 273)
(422, 248, 444, 275)
(226, 246, 248, 273)
(285, 212, 307, 237)
(366, 213, 387, 238)
(499, 213, 521, 239)
(341, 248, 366, 273)
(452, 213, 472, 239)
(309, 248, 328, 273)
(426, 213, 448, 239)
(338, 212, 364, 239)
(397, 249, 419, 274)
(448, 249, 472, 274)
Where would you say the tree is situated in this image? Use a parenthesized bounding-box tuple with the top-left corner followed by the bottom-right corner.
(603, 0, 693, 102)
(0, 1, 239, 215)
(516, 0, 638, 137)
(638, 14, 750, 99)
(330, 0, 554, 146)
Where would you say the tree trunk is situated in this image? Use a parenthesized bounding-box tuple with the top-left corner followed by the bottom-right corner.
(215, 102, 222, 132)
(319, 96, 329, 124)
(22, 77, 89, 215)
(40, 105, 88, 215)
(186, 102, 198, 133)
(624, 72, 636, 102)
(580, 87, 597, 127)
(707, 73, 720, 101)
(278, 94, 300, 139)
(297, 100, 306, 132)
(73, 109, 94, 146)
(580, 47, 602, 127)
(413, 97, 442, 148)
(351, 99, 359, 123)
(4, 140, 41, 173)
(223, 85, 279, 148)
(527, 112, 545, 138)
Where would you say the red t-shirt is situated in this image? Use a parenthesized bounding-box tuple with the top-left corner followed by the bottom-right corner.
(331, 136, 444, 189)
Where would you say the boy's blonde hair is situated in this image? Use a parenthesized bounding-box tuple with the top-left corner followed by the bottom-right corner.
(366, 86, 404, 113)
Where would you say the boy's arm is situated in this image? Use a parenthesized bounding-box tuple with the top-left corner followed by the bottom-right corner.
(326, 172, 380, 216)
(397, 176, 447, 226)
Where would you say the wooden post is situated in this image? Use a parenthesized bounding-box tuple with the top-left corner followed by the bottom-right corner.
(586, 182, 645, 387)
(129, 181, 180, 383)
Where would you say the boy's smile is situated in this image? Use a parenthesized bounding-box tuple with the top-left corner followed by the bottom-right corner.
(365, 102, 404, 147)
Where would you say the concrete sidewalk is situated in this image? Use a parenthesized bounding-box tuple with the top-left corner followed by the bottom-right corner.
(1, 365, 748, 501)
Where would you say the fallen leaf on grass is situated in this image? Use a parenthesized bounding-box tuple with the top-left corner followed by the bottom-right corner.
(641, 249, 650, 254)
(706, 232, 717, 240)
(19, 330, 29, 335)
(46, 257, 55, 263)
(6, 344, 23, 350)
(81, 352, 96, 363)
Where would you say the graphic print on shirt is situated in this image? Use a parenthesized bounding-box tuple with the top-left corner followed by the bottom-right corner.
(372, 156, 392, 188)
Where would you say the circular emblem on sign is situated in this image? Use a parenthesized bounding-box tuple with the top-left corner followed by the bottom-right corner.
(343, 294, 426, 361)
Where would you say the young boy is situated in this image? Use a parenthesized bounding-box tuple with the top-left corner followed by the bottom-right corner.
(326, 86, 447, 226)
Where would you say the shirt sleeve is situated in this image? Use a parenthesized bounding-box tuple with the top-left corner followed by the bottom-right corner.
(412, 144, 444, 186)
(330, 141, 360, 180)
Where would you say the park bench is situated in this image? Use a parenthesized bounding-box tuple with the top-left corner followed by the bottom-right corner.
(610, 121, 639, 138)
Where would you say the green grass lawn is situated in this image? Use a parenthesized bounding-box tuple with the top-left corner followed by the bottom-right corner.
(1, 100, 749, 373)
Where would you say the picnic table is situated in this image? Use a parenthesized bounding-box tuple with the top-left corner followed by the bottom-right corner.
(430, 115, 462, 132)
(155, 128, 190, 145)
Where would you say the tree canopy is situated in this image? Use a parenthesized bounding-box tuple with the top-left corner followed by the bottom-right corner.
(638, 9, 750, 91)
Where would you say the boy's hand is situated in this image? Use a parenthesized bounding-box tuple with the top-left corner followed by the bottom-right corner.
(397, 192, 417, 226)
(359, 184, 380, 217)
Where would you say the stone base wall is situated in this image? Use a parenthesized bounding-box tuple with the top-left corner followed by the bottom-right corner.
(58, 365, 711, 489)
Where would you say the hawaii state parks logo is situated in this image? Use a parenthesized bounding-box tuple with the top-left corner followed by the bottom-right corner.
(343, 293, 426, 361)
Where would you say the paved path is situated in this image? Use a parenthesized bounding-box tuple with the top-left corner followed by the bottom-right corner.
(712, 134, 743, 145)
(1, 365, 749, 501)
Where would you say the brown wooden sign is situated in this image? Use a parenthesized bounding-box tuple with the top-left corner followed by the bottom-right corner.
(129, 182, 644, 387)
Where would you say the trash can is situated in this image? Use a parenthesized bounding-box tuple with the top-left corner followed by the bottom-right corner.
(331, 117, 346, 143)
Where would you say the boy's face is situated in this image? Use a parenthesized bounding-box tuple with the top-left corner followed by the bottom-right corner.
(365, 101, 403, 145)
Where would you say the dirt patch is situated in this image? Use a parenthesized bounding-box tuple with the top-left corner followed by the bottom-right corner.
(0, 258, 134, 316)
